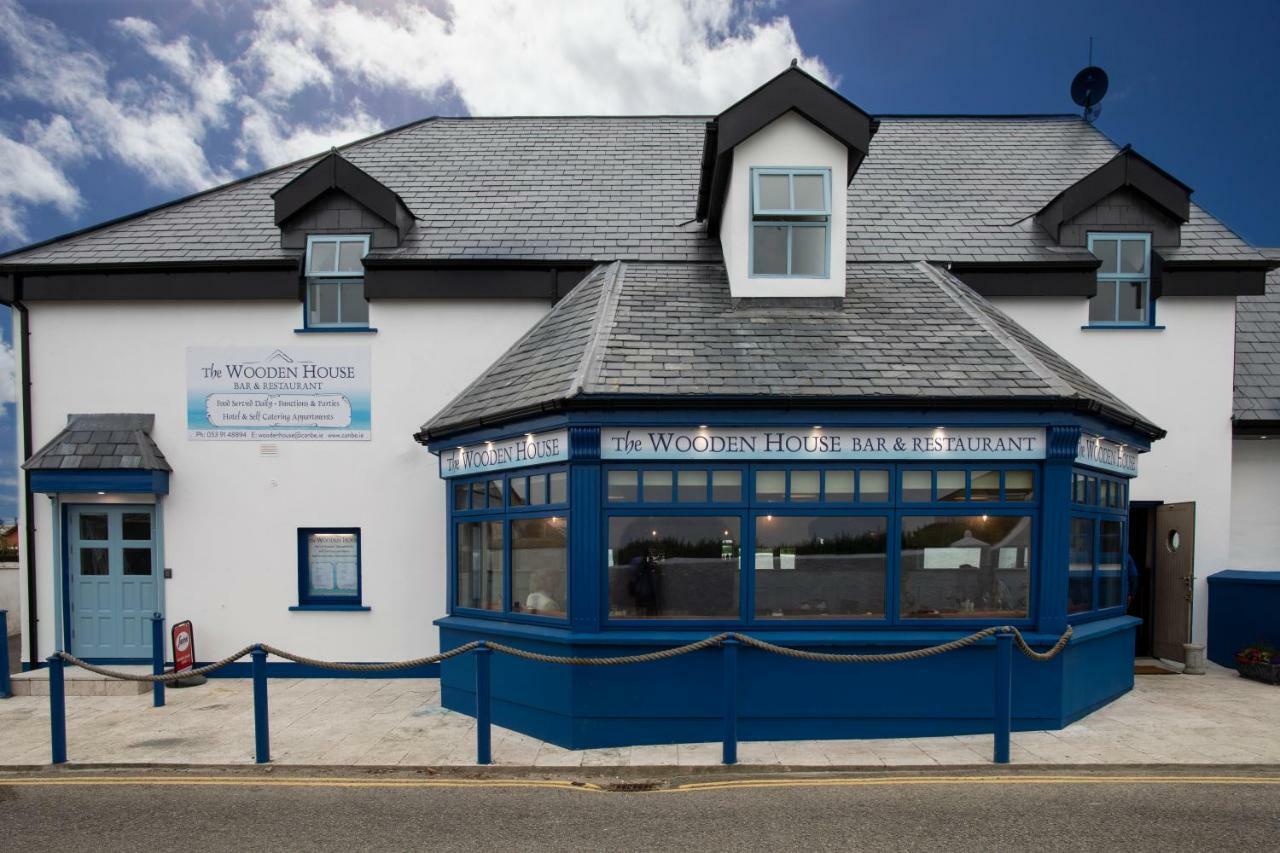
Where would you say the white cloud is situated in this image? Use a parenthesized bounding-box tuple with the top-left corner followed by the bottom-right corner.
(0, 132, 82, 241)
(0, 340, 16, 407)
(235, 95, 384, 168)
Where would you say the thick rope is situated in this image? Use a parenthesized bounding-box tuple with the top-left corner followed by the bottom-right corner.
(1006, 625, 1074, 661)
(257, 641, 483, 672)
(730, 627, 1001, 663)
(484, 634, 731, 665)
(58, 646, 257, 683)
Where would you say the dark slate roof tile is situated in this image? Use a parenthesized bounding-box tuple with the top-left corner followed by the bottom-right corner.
(1234, 251, 1280, 421)
(24, 413, 172, 472)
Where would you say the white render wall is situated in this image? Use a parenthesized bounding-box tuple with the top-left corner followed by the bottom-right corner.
(1229, 439, 1280, 569)
(17, 297, 548, 663)
(990, 294, 1238, 645)
(720, 111, 848, 299)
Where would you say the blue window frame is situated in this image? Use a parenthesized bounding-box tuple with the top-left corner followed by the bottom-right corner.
(304, 235, 371, 330)
(1087, 233, 1154, 327)
(1068, 468, 1130, 619)
(296, 527, 365, 609)
(749, 168, 831, 278)
(450, 465, 570, 624)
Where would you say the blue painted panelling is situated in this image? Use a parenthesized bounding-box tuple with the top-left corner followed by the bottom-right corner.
(1207, 571, 1280, 667)
(31, 470, 169, 494)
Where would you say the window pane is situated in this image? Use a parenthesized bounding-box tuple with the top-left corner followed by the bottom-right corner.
(1098, 520, 1124, 608)
(1005, 470, 1034, 502)
(122, 512, 151, 541)
(793, 173, 825, 211)
(1089, 280, 1118, 324)
(1069, 517, 1094, 614)
(608, 471, 639, 502)
(509, 477, 527, 507)
(756, 470, 785, 502)
(937, 470, 966, 502)
(859, 470, 889, 502)
(711, 470, 742, 502)
(123, 548, 151, 576)
(338, 282, 369, 325)
(971, 470, 999, 501)
(487, 480, 504, 507)
(511, 517, 568, 618)
(899, 516, 1031, 618)
(470, 480, 486, 508)
(791, 226, 826, 276)
(308, 240, 337, 274)
(642, 470, 672, 503)
(824, 470, 854, 502)
(1116, 281, 1147, 324)
(528, 474, 548, 506)
(336, 240, 365, 273)
(1073, 473, 1087, 504)
(308, 282, 340, 326)
(1092, 238, 1118, 273)
(755, 515, 887, 619)
(79, 514, 108, 541)
(677, 470, 707, 502)
(902, 470, 931, 502)
(758, 173, 790, 210)
(1119, 238, 1146, 274)
(80, 548, 108, 576)
(753, 226, 788, 275)
(548, 472, 568, 504)
(454, 482, 469, 511)
(607, 516, 740, 619)
(790, 470, 820, 502)
(305, 532, 359, 597)
(456, 521, 503, 611)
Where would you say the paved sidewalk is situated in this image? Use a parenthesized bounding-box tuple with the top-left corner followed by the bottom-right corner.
(1, 663, 1277, 767)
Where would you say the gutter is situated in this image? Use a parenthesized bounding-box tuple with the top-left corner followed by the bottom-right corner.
(13, 287, 37, 668)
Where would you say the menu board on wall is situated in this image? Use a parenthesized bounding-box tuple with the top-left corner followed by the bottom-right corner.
(307, 532, 359, 596)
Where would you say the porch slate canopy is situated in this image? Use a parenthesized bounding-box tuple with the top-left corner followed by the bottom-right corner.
(419, 260, 1161, 440)
(24, 413, 171, 494)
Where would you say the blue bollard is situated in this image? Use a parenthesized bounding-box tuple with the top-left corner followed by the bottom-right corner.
(0, 609, 11, 699)
(251, 645, 270, 764)
(993, 632, 1013, 764)
(474, 646, 492, 765)
(722, 638, 739, 765)
(48, 654, 67, 765)
(150, 613, 165, 708)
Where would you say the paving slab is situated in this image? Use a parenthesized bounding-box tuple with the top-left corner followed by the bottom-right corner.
(1, 662, 1278, 768)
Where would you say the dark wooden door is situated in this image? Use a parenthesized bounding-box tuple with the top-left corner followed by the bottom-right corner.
(1153, 502, 1195, 663)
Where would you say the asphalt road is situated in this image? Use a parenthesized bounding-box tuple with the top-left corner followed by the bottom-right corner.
(2, 769, 1278, 852)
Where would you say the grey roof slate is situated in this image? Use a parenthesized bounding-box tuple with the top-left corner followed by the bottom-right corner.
(1234, 249, 1280, 422)
(0, 115, 1262, 269)
(423, 260, 1158, 437)
(24, 414, 172, 472)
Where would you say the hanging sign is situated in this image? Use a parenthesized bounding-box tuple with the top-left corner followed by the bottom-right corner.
(186, 346, 371, 441)
(601, 427, 1046, 462)
(440, 429, 569, 478)
(171, 620, 195, 675)
(1075, 433, 1139, 476)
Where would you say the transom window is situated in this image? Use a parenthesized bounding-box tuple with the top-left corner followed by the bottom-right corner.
(750, 168, 831, 278)
(305, 235, 370, 329)
(1088, 233, 1152, 326)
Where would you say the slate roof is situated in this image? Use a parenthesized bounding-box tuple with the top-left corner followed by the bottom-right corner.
(422, 260, 1159, 438)
(24, 414, 172, 472)
(1235, 250, 1280, 423)
(0, 115, 1262, 268)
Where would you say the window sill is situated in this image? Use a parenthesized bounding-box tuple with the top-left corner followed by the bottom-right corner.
(294, 327, 378, 334)
(1080, 325, 1165, 331)
(289, 604, 371, 612)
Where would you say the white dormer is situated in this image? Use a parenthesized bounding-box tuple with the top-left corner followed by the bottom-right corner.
(695, 66, 877, 300)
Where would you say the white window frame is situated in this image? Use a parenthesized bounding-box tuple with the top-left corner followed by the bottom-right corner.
(1087, 232, 1153, 327)
(749, 167, 831, 279)
(304, 235, 370, 329)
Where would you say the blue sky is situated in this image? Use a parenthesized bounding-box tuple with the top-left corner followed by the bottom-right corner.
(0, 0, 1276, 519)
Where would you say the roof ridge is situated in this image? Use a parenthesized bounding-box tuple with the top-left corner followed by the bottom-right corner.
(572, 261, 624, 397)
(916, 261, 1077, 398)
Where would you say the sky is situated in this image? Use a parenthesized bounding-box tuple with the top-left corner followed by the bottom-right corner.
(0, 0, 1276, 519)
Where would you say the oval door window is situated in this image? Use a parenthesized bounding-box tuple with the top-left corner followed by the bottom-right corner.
(1166, 529, 1181, 553)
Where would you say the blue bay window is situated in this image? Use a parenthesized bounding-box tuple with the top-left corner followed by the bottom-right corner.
(749, 168, 831, 278)
(1068, 469, 1129, 617)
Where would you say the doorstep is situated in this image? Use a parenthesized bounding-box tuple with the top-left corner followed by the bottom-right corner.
(10, 666, 150, 697)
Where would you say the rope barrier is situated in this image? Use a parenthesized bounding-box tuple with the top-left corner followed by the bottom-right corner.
(58, 646, 258, 683)
(484, 634, 731, 666)
(258, 641, 483, 672)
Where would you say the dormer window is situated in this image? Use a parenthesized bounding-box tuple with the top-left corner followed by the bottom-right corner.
(1087, 233, 1152, 326)
(305, 235, 369, 329)
(749, 168, 831, 278)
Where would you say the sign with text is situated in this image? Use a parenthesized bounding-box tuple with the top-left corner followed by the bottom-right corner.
(187, 347, 371, 441)
(307, 532, 360, 596)
(440, 430, 569, 478)
(170, 621, 195, 675)
(601, 427, 1046, 462)
(1075, 433, 1140, 476)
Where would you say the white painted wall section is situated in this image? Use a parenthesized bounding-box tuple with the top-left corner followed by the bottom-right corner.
(1229, 439, 1280, 569)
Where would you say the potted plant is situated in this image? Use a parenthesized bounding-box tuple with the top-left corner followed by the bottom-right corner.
(1235, 644, 1280, 685)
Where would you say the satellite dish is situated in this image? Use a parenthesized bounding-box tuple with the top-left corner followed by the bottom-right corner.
(1071, 65, 1109, 122)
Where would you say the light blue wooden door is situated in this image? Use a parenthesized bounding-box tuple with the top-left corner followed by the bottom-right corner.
(68, 506, 158, 659)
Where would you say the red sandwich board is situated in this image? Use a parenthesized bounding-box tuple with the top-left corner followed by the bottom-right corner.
(171, 621, 195, 675)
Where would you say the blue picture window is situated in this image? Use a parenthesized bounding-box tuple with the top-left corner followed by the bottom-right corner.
(304, 235, 370, 329)
(1087, 233, 1153, 327)
(749, 168, 831, 278)
(297, 528, 364, 609)
(1068, 467, 1130, 618)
